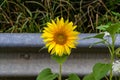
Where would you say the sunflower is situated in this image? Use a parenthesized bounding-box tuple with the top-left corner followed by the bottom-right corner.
(41, 17, 79, 56)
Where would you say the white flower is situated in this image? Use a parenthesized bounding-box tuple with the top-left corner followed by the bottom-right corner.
(112, 60, 120, 73)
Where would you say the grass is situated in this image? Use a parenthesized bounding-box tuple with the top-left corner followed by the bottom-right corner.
(0, 0, 120, 33)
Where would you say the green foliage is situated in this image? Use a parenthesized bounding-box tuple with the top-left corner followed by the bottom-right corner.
(82, 33, 106, 48)
(83, 22, 120, 80)
(68, 73, 80, 80)
(105, 0, 120, 10)
(36, 68, 58, 80)
(106, 23, 120, 37)
(97, 25, 110, 31)
(93, 63, 112, 80)
(51, 54, 68, 64)
(111, 11, 120, 17)
(115, 47, 120, 58)
(93, 33, 105, 39)
(83, 63, 111, 80)
(83, 33, 105, 40)
(83, 73, 95, 80)
(0, 0, 120, 33)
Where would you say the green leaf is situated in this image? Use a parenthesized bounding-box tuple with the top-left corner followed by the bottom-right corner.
(93, 63, 112, 80)
(68, 73, 80, 80)
(82, 33, 105, 40)
(115, 47, 120, 58)
(51, 54, 68, 64)
(93, 33, 105, 39)
(106, 23, 120, 37)
(83, 73, 95, 80)
(97, 25, 109, 31)
(111, 11, 120, 17)
(89, 40, 105, 48)
(36, 68, 58, 80)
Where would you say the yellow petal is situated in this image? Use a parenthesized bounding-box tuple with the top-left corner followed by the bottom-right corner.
(43, 38, 53, 42)
(67, 41, 76, 48)
(66, 22, 73, 29)
(48, 42, 56, 52)
(52, 20, 57, 28)
(65, 19, 69, 24)
(55, 44, 60, 54)
(68, 36, 78, 40)
(41, 17, 80, 57)
(64, 45, 71, 55)
(45, 42, 52, 47)
(72, 25, 77, 30)
(56, 17, 60, 24)
(51, 48, 55, 55)
(47, 23, 55, 30)
(59, 46, 64, 56)
(54, 44, 63, 56)
(41, 32, 53, 38)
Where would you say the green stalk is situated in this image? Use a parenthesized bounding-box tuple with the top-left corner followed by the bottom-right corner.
(59, 64, 62, 80)
(110, 53, 114, 80)
(109, 35, 115, 80)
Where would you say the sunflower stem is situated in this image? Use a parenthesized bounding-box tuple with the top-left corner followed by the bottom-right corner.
(59, 63, 62, 80)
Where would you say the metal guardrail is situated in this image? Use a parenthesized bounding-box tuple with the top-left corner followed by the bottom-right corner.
(0, 33, 120, 77)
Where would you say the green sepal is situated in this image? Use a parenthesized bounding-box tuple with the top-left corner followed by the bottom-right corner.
(36, 68, 58, 80)
(51, 54, 68, 64)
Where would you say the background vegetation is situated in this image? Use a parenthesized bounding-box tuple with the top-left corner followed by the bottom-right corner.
(0, 0, 120, 33)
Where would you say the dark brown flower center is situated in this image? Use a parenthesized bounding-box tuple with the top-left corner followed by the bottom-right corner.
(54, 33, 67, 45)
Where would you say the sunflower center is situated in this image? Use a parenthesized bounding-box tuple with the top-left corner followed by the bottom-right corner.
(54, 33, 67, 45)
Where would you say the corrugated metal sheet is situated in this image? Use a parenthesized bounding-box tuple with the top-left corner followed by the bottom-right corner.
(0, 33, 119, 77)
